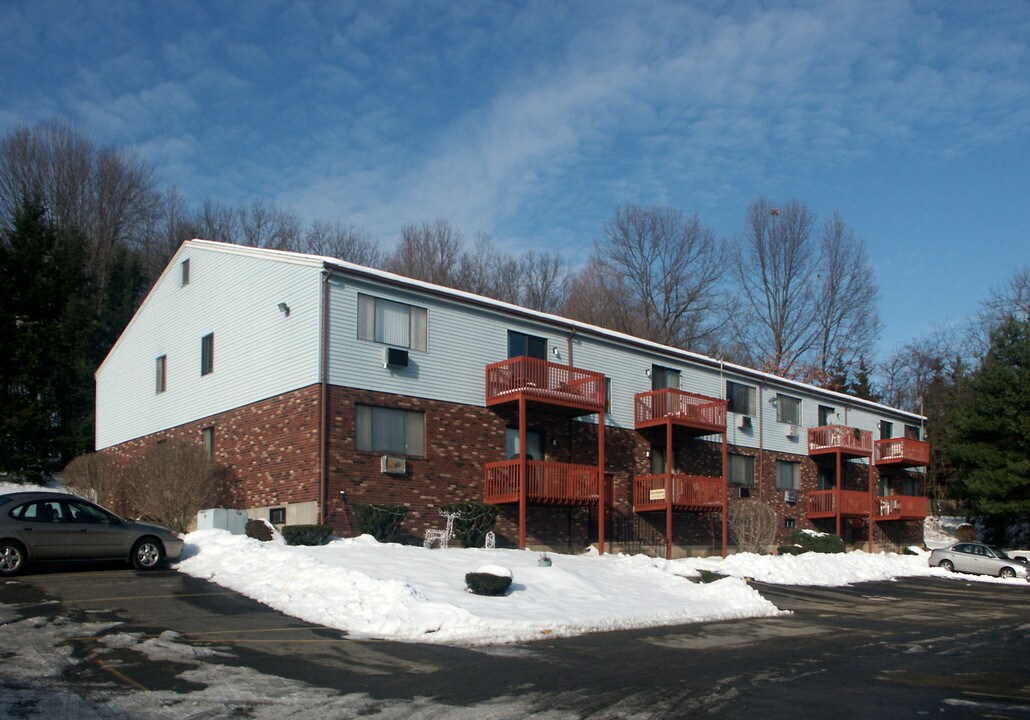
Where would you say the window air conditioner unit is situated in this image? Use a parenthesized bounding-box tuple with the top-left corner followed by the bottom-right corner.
(786, 424, 799, 438)
(738, 415, 752, 430)
(380, 455, 407, 474)
(784, 490, 798, 504)
(384, 347, 409, 368)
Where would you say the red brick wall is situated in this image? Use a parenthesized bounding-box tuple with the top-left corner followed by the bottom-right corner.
(101, 383, 922, 553)
(100, 385, 322, 512)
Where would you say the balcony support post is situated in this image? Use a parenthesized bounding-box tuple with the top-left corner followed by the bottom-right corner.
(518, 395, 527, 550)
(835, 452, 842, 537)
(721, 425, 728, 558)
(598, 408, 606, 556)
(867, 459, 874, 552)
(666, 421, 673, 560)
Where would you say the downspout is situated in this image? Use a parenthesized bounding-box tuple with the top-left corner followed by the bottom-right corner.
(319, 268, 330, 525)
(758, 384, 764, 503)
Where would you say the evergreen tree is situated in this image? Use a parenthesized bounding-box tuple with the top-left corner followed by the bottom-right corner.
(0, 198, 100, 478)
(949, 317, 1030, 535)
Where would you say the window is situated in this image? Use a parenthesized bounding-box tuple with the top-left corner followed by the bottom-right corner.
(357, 294, 428, 351)
(726, 381, 756, 415)
(818, 466, 836, 490)
(818, 405, 835, 426)
(507, 330, 547, 359)
(776, 461, 800, 490)
(901, 476, 920, 496)
(355, 405, 425, 456)
(202, 427, 214, 461)
(880, 420, 894, 440)
(201, 333, 214, 376)
(904, 424, 920, 440)
(269, 507, 286, 525)
(775, 394, 801, 425)
(505, 428, 544, 460)
(156, 355, 167, 394)
(785, 517, 796, 529)
(651, 365, 680, 391)
(181, 259, 190, 286)
(728, 454, 755, 487)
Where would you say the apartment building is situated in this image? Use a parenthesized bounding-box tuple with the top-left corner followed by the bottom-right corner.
(95, 240, 930, 557)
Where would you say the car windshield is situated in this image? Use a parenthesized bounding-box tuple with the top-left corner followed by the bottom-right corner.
(992, 547, 1012, 559)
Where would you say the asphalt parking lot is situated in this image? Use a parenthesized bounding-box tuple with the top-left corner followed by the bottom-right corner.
(1, 564, 1029, 719)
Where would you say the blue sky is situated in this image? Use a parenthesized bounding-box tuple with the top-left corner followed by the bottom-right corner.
(2, 1, 1028, 359)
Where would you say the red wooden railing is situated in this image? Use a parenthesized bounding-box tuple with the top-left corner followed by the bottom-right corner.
(485, 356, 606, 411)
(484, 460, 610, 506)
(807, 489, 871, 517)
(874, 438, 930, 467)
(634, 389, 727, 433)
(875, 495, 929, 520)
(632, 474, 723, 512)
(808, 425, 872, 456)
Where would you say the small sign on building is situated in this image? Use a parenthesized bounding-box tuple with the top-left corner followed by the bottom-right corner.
(649, 488, 666, 501)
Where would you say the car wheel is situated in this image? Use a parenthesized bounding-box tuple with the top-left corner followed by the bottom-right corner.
(939, 559, 955, 572)
(999, 567, 1016, 579)
(131, 538, 164, 570)
(0, 541, 26, 576)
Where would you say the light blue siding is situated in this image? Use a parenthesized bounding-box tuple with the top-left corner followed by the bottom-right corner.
(95, 242, 323, 449)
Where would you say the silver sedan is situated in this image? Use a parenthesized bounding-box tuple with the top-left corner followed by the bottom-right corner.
(0, 491, 184, 576)
(929, 542, 1030, 580)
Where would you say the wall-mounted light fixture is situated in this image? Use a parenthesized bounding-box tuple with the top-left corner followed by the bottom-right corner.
(645, 368, 652, 378)
(277, 302, 290, 317)
(551, 347, 560, 357)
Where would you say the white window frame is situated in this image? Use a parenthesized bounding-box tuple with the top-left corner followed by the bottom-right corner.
(775, 460, 800, 490)
(357, 294, 428, 352)
(775, 394, 801, 425)
(728, 454, 755, 487)
(726, 381, 756, 415)
(355, 405, 425, 457)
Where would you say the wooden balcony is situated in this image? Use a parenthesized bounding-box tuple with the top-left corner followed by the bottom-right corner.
(807, 489, 871, 518)
(485, 356, 606, 414)
(484, 460, 611, 506)
(808, 425, 872, 458)
(634, 389, 727, 435)
(874, 438, 930, 468)
(874, 495, 929, 521)
(633, 474, 724, 513)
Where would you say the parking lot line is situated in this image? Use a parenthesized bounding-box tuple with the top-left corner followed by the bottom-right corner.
(7, 590, 240, 608)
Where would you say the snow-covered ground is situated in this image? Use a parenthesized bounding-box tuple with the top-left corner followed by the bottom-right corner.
(2, 481, 1027, 647)
(174, 527, 1026, 646)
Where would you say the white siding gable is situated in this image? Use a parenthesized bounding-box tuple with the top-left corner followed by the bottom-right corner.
(95, 241, 323, 449)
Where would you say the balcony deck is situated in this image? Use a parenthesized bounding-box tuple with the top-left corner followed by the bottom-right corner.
(484, 460, 611, 506)
(808, 425, 872, 458)
(875, 495, 929, 521)
(634, 389, 727, 435)
(485, 357, 606, 414)
(633, 474, 724, 513)
(807, 489, 871, 518)
(874, 438, 930, 468)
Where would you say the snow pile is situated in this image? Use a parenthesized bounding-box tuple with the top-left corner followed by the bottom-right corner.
(176, 531, 782, 645)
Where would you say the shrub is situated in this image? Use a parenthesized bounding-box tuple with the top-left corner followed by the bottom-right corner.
(245, 519, 273, 542)
(352, 504, 408, 542)
(955, 523, 978, 542)
(728, 501, 777, 554)
(465, 572, 512, 596)
(698, 570, 727, 583)
(281, 524, 334, 546)
(61, 452, 125, 509)
(779, 530, 845, 555)
(441, 501, 500, 548)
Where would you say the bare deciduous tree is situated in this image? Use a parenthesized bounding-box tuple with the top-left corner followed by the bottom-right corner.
(728, 500, 778, 554)
(730, 198, 818, 377)
(122, 441, 228, 533)
(387, 219, 465, 286)
(812, 211, 882, 386)
(304, 220, 384, 267)
(595, 203, 724, 349)
(971, 266, 1030, 355)
(0, 118, 161, 285)
(520, 250, 569, 313)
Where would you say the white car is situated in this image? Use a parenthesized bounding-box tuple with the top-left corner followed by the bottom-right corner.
(928, 542, 1030, 580)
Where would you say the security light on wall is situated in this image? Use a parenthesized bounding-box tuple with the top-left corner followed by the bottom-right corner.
(277, 302, 290, 317)
(645, 369, 651, 378)
(551, 347, 560, 357)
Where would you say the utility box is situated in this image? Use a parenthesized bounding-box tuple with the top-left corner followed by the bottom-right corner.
(196, 508, 248, 535)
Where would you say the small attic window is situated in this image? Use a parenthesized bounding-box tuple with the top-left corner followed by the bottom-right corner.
(181, 259, 190, 286)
